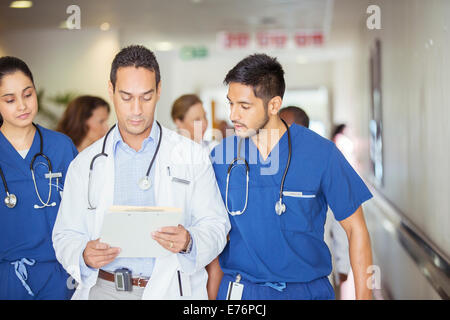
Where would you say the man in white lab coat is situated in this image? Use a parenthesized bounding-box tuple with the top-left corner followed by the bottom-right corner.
(52, 45, 230, 300)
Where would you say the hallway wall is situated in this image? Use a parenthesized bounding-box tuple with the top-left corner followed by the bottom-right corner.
(331, 0, 450, 299)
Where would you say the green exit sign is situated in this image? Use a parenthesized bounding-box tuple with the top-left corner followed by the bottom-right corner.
(180, 46, 208, 60)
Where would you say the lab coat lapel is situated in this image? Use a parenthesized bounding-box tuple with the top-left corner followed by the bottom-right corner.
(142, 126, 179, 299)
(93, 127, 116, 238)
(153, 126, 173, 207)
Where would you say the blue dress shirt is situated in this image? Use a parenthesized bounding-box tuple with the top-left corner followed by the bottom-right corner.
(80, 122, 195, 280)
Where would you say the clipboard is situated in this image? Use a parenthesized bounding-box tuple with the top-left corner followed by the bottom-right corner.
(100, 205, 183, 258)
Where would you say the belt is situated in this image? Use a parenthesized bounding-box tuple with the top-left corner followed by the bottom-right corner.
(98, 269, 149, 288)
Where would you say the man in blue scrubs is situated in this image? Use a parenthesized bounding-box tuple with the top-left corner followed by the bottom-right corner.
(210, 54, 374, 300)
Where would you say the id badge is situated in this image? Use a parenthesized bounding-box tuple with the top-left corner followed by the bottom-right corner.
(226, 274, 244, 300)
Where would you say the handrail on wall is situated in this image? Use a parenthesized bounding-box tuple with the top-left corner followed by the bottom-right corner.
(366, 184, 450, 300)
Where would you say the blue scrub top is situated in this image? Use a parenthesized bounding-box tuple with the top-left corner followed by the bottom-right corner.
(0, 124, 78, 299)
(211, 124, 373, 283)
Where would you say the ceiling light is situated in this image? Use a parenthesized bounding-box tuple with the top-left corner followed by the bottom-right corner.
(58, 21, 68, 29)
(296, 55, 309, 64)
(155, 42, 173, 51)
(9, 1, 33, 8)
(100, 22, 110, 31)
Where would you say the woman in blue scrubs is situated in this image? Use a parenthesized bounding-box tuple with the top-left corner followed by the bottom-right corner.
(0, 56, 78, 299)
(210, 54, 374, 300)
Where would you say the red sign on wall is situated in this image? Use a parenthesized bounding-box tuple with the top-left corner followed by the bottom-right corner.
(218, 32, 250, 49)
(256, 31, 288, 49)
(294, 32, 323, 47)
(217, 30, 324, 50)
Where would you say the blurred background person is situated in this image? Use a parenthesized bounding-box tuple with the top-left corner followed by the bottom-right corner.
(331, 122, 359, 300)
(171, 93, 218, 152)
(279, 105, 310, 127)
(332, 124, 356, 168)
(216, 119, 234, 141)
(56, 95, 110, 152)
(171, 93, 222, 299)
(280, 105, 351, 300)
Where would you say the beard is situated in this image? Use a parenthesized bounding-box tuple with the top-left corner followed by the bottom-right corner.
(235, 107, 270, 138)
(255, 109, 270, 135)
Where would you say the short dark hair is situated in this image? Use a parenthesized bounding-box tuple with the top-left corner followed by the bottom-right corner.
(224, 53, 285, 106)
(280, 106, 310, 128)
(110, 45, 160, 91)
(0, 56, 35, 126)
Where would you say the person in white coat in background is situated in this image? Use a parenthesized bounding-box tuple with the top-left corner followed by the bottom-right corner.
(52, 45, 230, 300)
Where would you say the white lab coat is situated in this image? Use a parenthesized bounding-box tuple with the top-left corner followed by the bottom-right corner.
(52, 124, 230, 300)
(324, 209, 350, 285)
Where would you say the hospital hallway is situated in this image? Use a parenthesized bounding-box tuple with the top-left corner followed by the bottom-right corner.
(0, 0, 448, 300)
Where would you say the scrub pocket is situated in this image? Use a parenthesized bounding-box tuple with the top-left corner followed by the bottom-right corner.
(279, 190, 319, 232)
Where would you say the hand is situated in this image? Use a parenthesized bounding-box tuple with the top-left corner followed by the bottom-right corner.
(152, 224, 190, 253)
(83, 239, 121, 269)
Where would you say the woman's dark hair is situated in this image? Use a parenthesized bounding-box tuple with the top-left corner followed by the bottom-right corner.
(56, 95, 110, 147)
(224, 53, 285, 107)
(171, 94, 202, 122)
(0, 56, 35, 126)
(332, 124, 347, 141)
(110, 45, 160, 91)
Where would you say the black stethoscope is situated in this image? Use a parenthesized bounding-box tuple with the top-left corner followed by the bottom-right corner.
(0, 123, 56, 209)
(87, 121, 162, 210)
(225, 119, 292, 216)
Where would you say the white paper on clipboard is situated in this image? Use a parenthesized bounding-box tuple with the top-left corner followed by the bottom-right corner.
(100, 205, 183, 258)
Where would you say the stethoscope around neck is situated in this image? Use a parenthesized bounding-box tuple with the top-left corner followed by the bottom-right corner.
(225, 119, 292, 216)
(87, 121, 163, 210)
(0, 123, 56, 209)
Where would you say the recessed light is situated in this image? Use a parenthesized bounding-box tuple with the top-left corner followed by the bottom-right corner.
(58, 21, 68, 29)
(155, 42, 173, 51)
(296, 55, 309, 64)
(9, 1, 33, 9)
(100, 22, 110, 31)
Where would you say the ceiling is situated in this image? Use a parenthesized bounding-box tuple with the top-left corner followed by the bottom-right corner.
(0, 0, 336, 36)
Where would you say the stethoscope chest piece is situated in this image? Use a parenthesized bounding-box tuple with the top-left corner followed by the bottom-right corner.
(275, 199, 286, 216)
(138, 177, 151, 191)
(5, 193, 17, 209)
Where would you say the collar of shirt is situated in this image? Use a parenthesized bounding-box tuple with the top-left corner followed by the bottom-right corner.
(112, 121, 160, 155)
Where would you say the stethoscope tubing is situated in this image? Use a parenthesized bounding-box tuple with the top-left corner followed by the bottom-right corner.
(0, 123, 55, 209)
(87, 121, 163, 210)
(225, 119, 291, 216)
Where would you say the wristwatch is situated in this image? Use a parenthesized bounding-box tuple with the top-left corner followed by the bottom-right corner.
(180, 232, 193, 254)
